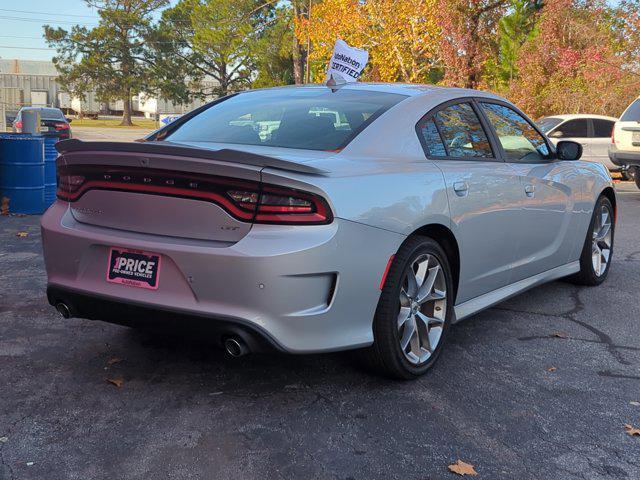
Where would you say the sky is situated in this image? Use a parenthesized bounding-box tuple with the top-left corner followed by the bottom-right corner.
(0, 0, 625, 63)
(0, 1, 177, 62)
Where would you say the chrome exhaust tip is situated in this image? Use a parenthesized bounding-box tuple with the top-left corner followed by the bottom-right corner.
(224, 337, 249, 357)
(56, 302, 72, 319)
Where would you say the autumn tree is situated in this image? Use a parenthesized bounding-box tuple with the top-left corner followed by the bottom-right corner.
(508, 0, 640, 118)
(45, 0, 167, 126)
(295, 0, 441, 83)
(438, 0, 509, 89)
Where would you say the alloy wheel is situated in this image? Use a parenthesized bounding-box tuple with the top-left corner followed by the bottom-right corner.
(591, 204, 613, 277)
(397, 254, 447, 365)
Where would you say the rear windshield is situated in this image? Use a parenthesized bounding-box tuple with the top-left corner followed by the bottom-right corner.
(621, 99, 640, 122)
(165, 88, 407, 151)
(38, 108, 65, 120)
(537, 117, 563, 133)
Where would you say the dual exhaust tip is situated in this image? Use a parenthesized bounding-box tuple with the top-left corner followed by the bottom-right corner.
(55, 302, 250, 358)
(224, 337, 250, 358)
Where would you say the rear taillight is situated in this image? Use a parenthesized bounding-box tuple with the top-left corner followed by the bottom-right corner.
(56, 165, 332, 225)
(611, 127, 615, 144)
(54, 123, 70, 131)
(15, 121, 22, 131)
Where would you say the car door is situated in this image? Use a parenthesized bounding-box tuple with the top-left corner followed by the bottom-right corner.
(415, 100, 521, 304)
(549, 118, 591, 161)
(590, 118, 616, 170)
(478, 101, 580, 282)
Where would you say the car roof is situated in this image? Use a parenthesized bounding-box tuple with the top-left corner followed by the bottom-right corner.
(246, 82, 502, 100)
(541, 113, 618, 122)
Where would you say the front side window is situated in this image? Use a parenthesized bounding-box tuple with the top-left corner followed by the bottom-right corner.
(554, 119, 588, 138)
(592, 119, 615, 138)
(480, 103, 550, 162)
(433, 103, 493, 158)
(165, 88, 407, 151)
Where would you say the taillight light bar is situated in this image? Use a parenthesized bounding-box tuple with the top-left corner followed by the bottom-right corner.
(56, 164, 333, 225)
(54, 122, 70, 131)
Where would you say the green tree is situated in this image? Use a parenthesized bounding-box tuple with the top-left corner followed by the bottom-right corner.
(44, 0, 167, 126)
(149, 0, 279, 101)
(488, 0, 541, 89)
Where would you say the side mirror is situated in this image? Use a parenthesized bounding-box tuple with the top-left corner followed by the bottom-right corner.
(556, 140, 582, 161)
(549, 130, 563, 138)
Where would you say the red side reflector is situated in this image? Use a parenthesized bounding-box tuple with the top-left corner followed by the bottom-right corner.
(379, 255, 395, 290)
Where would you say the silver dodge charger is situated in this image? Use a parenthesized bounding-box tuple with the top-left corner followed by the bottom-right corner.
(42, 83, 616, 379)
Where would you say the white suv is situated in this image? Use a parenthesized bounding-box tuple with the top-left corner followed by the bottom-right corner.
(609, 97, 640, 188)
(538, 114, 618, 171)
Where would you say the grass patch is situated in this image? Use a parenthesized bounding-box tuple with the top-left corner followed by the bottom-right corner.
(70, 117, 158, 129)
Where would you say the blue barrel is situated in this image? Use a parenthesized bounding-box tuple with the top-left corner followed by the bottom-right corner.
(43, 137, 59, 208)
(0, 134, 45, 214)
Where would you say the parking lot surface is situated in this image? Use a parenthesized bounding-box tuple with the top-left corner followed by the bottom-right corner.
(72, 126, 153, 143)
(0, 183, 638, 480)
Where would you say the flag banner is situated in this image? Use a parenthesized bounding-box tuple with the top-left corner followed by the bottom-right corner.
(326, 39, 369, 85)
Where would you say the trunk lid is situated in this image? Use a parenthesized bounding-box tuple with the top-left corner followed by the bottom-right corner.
(56, 140, 326, 243)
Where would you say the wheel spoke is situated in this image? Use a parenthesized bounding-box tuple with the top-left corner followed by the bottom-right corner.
(406, 270, 418, 297)
(414, 256, 430, 287)
(400, 319, 416, 351)
(399, 288, 411, 307)
(397, 307, 411, 329)
(416, 265, 440, 304)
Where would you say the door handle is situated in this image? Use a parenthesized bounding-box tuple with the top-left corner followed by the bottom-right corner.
(525, 184, 535, 197)
(453, 181, 469, 197)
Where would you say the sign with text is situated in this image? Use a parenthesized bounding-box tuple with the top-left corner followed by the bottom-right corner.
(326, 39, 369, 85)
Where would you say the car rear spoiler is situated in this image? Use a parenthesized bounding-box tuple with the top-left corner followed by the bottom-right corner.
(55, 139, 330, 175)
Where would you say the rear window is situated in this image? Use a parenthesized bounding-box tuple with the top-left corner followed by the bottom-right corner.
(39, 108, 65, 120)
(621, 99, 640, 122)
(165, 88, 407, 151)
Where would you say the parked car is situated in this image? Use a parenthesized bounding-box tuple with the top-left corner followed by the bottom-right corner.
(12, 107, 72, 140)
(42, 84, 615, 379)
(537, 114, 620, 173)
(609, 96, 640, 188)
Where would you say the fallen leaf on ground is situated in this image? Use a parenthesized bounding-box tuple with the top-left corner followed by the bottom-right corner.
(448, 460, 478, 476)
(630, 401, 640, 407)
(106, 357, 122, 367)
(106, 377, 124, 388)
(547, 367, 557, 372)
(1, 197, 9, 215)
(553, 332, 569, 339)
(0, 437, 7, 443)
(16, 231, 29, 238)
(624, 424, 640, 436)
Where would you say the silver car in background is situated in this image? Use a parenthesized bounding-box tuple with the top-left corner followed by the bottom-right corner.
(42, 84, 616, 379)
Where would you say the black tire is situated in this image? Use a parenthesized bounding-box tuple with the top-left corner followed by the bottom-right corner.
(635, 171, 640, 189)
(361, 236, 455, 380)
(568, 195, 615, 286)
(620, 170, 632, 182)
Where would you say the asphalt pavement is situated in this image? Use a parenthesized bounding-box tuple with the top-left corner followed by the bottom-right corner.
(0, 182, 638, 480)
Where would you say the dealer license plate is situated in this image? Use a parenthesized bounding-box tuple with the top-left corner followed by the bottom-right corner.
(106, 248, 161, 290)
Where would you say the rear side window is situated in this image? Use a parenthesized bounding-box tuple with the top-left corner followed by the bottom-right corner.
(165, 88, 407, 151)
(592, 119, 615, 138)
(621, 99, 640, 122)
(556, 119, 588, 138)
(433, 103, 493, 158)
(417, 119, 447, 157)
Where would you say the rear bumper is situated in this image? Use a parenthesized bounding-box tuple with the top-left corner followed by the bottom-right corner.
(609, 146, 640, 167)
(41, 201, 404, 353)
(47, 285, 281, 353)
